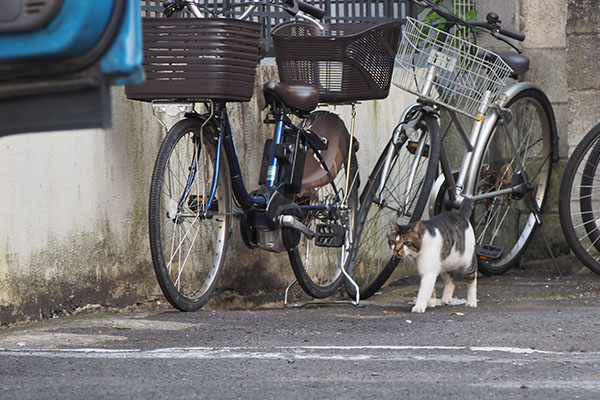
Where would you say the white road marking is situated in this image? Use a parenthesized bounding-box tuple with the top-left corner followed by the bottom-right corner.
(0, 345, 597, 363)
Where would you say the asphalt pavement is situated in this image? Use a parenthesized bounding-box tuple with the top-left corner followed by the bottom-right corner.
(2, 255, 600, 399)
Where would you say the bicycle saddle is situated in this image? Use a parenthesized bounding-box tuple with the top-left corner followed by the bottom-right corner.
(492, 50, 530, 76)
(263, 81, 319, 116)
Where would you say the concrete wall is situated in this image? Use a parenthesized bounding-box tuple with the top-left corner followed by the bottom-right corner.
(566, 0, 600, 150)
(0, 90, 159, 324)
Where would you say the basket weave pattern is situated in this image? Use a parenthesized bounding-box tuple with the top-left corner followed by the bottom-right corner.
(273, 21, 403, 103)
(126, 18, 261, 102)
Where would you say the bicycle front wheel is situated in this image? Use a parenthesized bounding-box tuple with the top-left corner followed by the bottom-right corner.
(473, 88, 554, 275)
(346, 113, 440, 300)
(288, 152, 359, 299)
(149, 117, 231, 311)
(559, 122, 600, 274)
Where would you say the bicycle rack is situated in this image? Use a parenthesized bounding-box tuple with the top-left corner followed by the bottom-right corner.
(151, 100, 196, 133)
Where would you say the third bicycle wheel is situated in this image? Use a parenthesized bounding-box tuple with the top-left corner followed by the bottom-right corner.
(559, 122, 600, 274)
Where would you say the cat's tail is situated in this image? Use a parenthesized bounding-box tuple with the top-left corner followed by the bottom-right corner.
(459, 197, 475, 218)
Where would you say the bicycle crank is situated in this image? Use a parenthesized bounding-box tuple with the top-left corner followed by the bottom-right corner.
(279, 217, 345, 247)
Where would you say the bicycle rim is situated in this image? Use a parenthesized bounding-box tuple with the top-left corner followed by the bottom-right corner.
(288, 154, 358, 299)
(149, 118, 231, 311)
(559, 123, 600, 274)
(346, 114, 440, 299)
(474, 89, 553, 275)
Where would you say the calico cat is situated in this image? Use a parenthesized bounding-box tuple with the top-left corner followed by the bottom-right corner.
(388, 198, 477, 313)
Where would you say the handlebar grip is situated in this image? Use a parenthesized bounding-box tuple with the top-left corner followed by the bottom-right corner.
(498, 27, 526, 42)
(298, 1, 326, 19)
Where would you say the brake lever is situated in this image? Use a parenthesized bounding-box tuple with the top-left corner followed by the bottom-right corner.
(280, 0, 299, 16)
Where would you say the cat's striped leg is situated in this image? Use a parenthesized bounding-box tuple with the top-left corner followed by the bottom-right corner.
(440, 271, 456, 305)
(412, 273, 437, 313)
(465, 276, 477, 308)
(464, 254, 477, 308)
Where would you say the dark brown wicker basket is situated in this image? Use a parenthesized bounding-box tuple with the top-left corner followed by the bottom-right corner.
(125, 18, 261, 102)
(272, 20, 403, 104)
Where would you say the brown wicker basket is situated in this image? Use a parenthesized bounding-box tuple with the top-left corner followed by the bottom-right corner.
(272, 20, 403, 104)
(125, 18, 261, 103)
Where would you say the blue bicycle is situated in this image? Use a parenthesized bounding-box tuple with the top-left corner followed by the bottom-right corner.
(132, 0, 402, 310)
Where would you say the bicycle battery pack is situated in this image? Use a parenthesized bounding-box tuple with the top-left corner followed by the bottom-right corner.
(259, 128, 306, 194)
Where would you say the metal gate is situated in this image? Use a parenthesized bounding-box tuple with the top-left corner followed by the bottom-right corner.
(141, 1, 416, 55)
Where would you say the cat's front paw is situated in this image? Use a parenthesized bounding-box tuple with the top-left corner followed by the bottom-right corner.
(411, 304, 427, 313)
(465, 300, 477, 308)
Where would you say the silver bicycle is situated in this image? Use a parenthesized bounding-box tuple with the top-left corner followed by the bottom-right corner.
(347, 0, 558, 299)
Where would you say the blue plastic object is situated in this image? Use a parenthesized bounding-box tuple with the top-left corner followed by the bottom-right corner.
(0, 0, 142, 84)
(0, 0, 143, 135)
(100, 0, 144, 85)
(0, 1, 112, 60)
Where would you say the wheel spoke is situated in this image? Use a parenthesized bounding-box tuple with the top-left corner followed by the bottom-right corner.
(149, 119, 230, 311)
(474, 91, 552, 274)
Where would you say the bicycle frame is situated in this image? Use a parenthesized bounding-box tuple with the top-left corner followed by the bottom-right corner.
(184, 102, 357, 221)
(448, 82, 545, 203)
(377, 80, 547, 219)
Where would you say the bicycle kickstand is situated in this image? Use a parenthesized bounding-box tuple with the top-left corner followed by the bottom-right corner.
(526, 194, 563, 278)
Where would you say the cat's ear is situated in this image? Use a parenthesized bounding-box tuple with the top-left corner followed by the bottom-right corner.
(411, 220, 424, 237)
(389, 219, 400, 234)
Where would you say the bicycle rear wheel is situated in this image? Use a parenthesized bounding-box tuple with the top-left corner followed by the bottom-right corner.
(346, 113, 440, 300)
(473, 88, 554, 275)
(288, 152, 359, 299)
(149, 117, 231, 311)
(559, 122, 600, 274)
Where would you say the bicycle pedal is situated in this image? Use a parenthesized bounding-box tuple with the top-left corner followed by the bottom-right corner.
(315, 223, 345, 247)
(476, 244, 504, 261)
(407, 140, 430, 157)
(188, 195, 218, 213)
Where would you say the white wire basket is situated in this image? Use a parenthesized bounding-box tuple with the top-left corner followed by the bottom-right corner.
(392, 17, 514, 120)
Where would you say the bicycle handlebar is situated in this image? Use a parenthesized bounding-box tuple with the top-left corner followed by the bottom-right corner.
(163, 0, 325, 20)
(498, 27, 525, 42)
(295, 1, 326, 19)
(411, 0, 525, 42)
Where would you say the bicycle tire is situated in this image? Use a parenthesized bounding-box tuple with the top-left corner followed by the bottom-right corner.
(288, 151, 359, 299)
(473, 88, 554, 275)
(345, 113, 441, 300)
(148, 117, 231, 311)
(559, 122, 600, 274)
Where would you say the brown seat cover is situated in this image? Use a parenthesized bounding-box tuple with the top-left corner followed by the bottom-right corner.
(301, 112, 350, 192)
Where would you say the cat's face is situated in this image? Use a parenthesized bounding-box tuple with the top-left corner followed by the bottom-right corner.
(388, 220, 424, 259)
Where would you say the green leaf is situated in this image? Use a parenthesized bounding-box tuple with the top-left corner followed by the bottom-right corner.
(465, 9, 478, 21)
